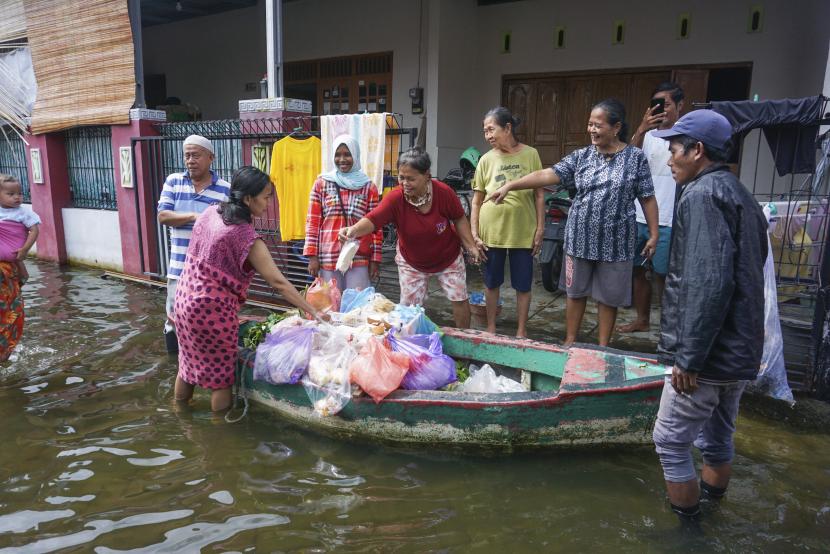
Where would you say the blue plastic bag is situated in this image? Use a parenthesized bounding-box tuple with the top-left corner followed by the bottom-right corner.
(390, 305, 441, 336)
(387, 331, 456, 390)
(253, 326, 315, 385)
(340, 286, 376, 313)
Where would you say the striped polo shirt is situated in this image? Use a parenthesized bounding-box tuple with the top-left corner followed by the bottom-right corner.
(157, 170, 230, 279)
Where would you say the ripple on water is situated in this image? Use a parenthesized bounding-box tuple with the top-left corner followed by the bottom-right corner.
(4, 510, 193, 553)
(0, 509, 74, 534)
(44, 495, 96, 505)
(208, 490, 234, 505)
(92, 514, 289, 554)
(126, 449, 185, 467)
(55, 469, 94, 482)
(58, 446, 136, 458)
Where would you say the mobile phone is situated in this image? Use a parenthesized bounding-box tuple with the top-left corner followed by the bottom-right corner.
(650, 97, 666, 115)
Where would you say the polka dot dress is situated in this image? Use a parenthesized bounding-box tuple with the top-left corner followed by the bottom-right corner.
(174, 206, 258, 390)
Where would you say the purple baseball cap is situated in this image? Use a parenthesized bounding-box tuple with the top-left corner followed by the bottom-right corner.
(652, 109, 733, 150)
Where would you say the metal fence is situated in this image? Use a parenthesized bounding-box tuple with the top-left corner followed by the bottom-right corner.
(138, 115, 416, 305)
(64, 126, 117, 210)
(0, 128, 30, 202)
(740, 103, 830, 392)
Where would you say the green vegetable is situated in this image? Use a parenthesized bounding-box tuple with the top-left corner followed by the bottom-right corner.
(455, 360, 470, 383)
(242, 311, 289, 349)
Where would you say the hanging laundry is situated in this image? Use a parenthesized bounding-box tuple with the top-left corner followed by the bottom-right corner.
(321, 113, 387, 193)
(270, 135, 321, 240)
(358, 112, 386, 193)
(320, 114, 359, 175)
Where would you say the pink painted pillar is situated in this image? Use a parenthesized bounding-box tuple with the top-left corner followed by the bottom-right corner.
(25, 132, 70, 264)
(110, 114, 163, 277)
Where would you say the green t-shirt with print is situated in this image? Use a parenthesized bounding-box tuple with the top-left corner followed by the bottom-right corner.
(472, 145, 543, 248)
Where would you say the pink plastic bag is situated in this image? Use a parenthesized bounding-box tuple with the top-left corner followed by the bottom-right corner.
(349, 337, 409, 403)
(306, 277, 342, 313)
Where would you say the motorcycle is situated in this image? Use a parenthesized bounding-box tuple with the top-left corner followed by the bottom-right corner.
(538, 185, 572, 293)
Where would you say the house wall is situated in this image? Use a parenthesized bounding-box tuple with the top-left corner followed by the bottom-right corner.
(142, 0, 830, 180)
(62, 208, 123, 270)
(466, 0, 830, 189)
(142, 0, 424, 130)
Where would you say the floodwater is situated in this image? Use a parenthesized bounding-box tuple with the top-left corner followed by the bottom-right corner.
(1, 261, 828, 552)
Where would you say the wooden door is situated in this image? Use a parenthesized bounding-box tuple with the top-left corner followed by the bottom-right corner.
(630, 71, 672, 120)
(562, 78, 594, 155)
(593, 74, 630, 108)
(532, 80, 565, 165)
(671, 69, 709, 114)
(504, 81, 536, 145)
(357, 75, 392, 113)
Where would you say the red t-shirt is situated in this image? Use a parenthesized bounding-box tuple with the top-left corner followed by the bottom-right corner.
(367, 179, 464, 273)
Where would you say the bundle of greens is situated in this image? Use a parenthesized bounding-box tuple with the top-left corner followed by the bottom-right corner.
(242, 312, 289, 349)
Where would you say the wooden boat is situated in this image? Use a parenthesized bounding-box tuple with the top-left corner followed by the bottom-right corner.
(236, 327, 667, 451)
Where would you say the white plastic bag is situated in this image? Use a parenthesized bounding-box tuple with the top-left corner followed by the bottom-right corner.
(749, 237, 795, 404)
(302, 329, 358, 416)
(457, 364, 525, 393)
(336, 240, 360, 273)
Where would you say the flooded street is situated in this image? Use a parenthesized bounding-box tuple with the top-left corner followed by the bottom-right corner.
(0, 261, 828, 552)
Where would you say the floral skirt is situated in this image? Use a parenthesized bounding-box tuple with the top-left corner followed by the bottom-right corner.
(0, 262, 24, 360)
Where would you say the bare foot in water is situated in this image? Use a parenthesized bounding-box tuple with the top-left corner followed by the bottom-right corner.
(616, 320, 650, 333)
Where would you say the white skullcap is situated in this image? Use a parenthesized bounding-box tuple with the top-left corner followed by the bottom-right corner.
(183, 135, 214, 155)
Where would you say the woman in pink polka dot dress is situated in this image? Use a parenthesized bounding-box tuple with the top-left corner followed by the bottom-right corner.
(173, 166, 323, 412)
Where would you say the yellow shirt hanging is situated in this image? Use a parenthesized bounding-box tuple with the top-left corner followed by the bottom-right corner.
(270, 136, 322, 240)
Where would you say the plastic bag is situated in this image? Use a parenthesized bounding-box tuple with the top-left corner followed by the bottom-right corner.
(336, 240, 360, 273)
(306, 277, 342, 313)
(349, 337, 410, 402)
(303, 334, 358, 416)
(389, 305, 441, 337)
(253, 326, 315, 385)
(388, 331, 456, 390)
(340, 286, 376, 313)
(748, 237, 794, 404)
(457, 364, 525, 393)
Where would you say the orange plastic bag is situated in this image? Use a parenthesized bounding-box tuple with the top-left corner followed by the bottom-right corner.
(306, 277, 341, 312)
(349, 337, 410, 403)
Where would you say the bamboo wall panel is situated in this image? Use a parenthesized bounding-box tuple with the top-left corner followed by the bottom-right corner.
(0, 0, 26, 43)
(24, 0, 135, 134)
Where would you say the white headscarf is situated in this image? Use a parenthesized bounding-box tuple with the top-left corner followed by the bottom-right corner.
(320, 134, 370, 190)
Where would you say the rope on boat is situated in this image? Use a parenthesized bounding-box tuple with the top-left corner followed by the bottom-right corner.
(225, 349, 255, 423)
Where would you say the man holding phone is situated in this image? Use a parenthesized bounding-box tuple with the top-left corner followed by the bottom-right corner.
(618, 82, 684, 333)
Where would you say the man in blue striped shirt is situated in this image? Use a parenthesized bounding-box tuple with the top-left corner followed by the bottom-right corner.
(157, 135, 231, 351)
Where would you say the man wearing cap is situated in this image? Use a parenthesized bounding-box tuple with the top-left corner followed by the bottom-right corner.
(157, 135, 231, 352)
(650, 110, 767, 523)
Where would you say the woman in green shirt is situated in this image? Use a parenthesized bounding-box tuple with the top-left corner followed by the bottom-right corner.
(470, 107, 545, 338)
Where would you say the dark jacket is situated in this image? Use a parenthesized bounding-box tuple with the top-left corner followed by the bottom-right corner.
(658, 164, 768, 381)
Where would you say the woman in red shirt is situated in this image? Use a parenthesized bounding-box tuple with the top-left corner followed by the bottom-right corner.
(339, 148, 485, 328)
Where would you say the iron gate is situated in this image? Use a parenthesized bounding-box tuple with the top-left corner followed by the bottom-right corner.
(131, 115, 416, 307)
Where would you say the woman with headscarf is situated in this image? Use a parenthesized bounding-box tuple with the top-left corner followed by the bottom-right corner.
(303, 135, 383, 291)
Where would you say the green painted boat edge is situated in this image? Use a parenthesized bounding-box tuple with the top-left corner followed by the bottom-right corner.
(236, 327, 667, 449)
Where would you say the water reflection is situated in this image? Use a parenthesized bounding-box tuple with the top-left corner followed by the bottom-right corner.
(0, 261, 827, 552)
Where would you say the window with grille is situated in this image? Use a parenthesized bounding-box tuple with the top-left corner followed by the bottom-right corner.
(64, 126, 117, 210)
(0, 129, 31, 203)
